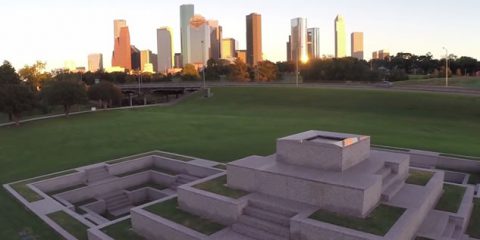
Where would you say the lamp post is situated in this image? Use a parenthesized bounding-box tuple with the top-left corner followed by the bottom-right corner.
(201, 40, 206, 90)
(442, 47, 449, 87)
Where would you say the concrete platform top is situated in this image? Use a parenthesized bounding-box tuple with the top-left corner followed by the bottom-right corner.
(276, 130, 371, 171)
(229, 153, 391, 190)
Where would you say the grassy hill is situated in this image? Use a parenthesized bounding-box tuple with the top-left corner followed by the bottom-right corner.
(0, 87, 479, 239)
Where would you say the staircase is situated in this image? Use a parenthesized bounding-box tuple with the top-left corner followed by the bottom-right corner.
(232, 198, 294, 240)
(104, 192, 131, 217)
(377, 165, 405, 201)
(86, 166, 112, 184)
(170, 174, 200, 190)
(442, 219, 465, 240)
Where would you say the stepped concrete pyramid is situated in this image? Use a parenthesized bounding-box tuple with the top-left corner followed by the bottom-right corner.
(131, 131, 476, 240)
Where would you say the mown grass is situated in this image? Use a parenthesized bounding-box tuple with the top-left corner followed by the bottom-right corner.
(101, 219, 145, 240)
(0, 87, 479, 239)
(310, 204, 405, 236)
(47, 211, 88, 240)
(194, 175, 248, 199)
(435, 184, 466, 213)
(406, 170, 434, 186)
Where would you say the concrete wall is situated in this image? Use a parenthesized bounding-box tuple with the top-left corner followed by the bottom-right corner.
(228, 164, 381, 217)
(177, 185, 248, 225)
(107, 156, 153, 176)
(385, 171, 444, 240)
(127, 188, 168, 206)
(276, 138, 370, 172)
(131, 204, 208, 240)
(444, 171, 468, 184)
(32, 172, 85, 193)
(57, 172, 151, 203)
(153, 156, 221, 178)
(291, 213, 383, 240)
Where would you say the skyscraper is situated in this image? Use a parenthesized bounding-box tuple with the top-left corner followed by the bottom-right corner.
(246, 13, 262, 66)
(112, 19, 132, 70)
(286, 36, 292, 62)
(236, 50, 247, 63)
(130, 45, 141, 71)
(157, 27, 174, 73)
(140, 50, 157, 73)
(334, 15, 346, 58)
(88, 53, 103, 72)
(208, 20, 222, 60)
(307, 28, 320, 60)
(291, 18, 308, 63)
(351, 32, 364, 60)
(180, 4, 194, 66)
(221, 38, 237, 59)
(189, 15, 210, 67)
(174, 53, 183, 68)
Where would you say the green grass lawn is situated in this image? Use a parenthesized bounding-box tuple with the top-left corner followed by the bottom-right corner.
(435, 184, 467, 213)
(0, 87, 479, 239)
(194, 175, 248, 199)
(101, 219, 145, 240)
(396, 76, 480, 88)
(406, 170, 434, 186)
(309, 204, 405, 236)
(47, 211, 88, 240)
(467, 198, 480, 238)
(145, 198, 225, 235)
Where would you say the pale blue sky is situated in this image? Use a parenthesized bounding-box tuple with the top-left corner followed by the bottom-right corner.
(1, 0, 479, 70)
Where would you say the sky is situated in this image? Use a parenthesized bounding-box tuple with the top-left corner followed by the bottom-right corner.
(1, 0, 479, 71)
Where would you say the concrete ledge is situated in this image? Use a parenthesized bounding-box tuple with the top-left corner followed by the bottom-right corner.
(177, 173, 249, 225)
(131, 196, 208, 240)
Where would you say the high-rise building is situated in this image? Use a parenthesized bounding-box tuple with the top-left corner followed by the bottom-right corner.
(208, 20, 222, 60)
(372, 50, 390, 60)
(112, 19, 132, 70)
(157, 27, 174, 73)
(236, 50, 247, 63)
(291, 18, 308, 63)
(88, 53, 103, 72)
(351, 32, 364, 60)
(379, 49, 390, 60)
(307, 28, 320, 60)
(246, 13, 262, 66)
(189, 15, 210, 67)
(174, 53, 183, 68)
(180, 4, 194, 66)
(286, 36, 292, 62)
(130, 45, 141, 71)
(334, 15, 346, 58)
(221, 38, 236, 59)
(140, 50, 157, 73)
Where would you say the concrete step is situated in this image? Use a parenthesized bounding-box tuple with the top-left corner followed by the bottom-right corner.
(376, 167, 392, 179)
(243, 206, 290, 227)
(238, 215, 290, 237)
(232, 223, 288, 240)
(382, 180, 405, 201)
(452, 225, 463, 239)
(442, 220, 456, 237)
(108, 199, 130, 210)
(177, 174, 199, 182)
(109, 206, 131, 217)
(248, 199, 296, 217)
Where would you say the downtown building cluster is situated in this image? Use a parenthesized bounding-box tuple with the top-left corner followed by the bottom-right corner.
(86, 4, 263, 74)
(287, 15, 365, 62)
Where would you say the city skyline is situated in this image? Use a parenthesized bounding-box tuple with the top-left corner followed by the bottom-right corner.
(2, 0, 480, 70)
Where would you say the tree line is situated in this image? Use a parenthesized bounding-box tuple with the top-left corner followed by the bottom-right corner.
(0, 61, 122, 126)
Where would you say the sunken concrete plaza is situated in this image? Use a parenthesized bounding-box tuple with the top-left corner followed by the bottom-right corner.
(4, 130, 480, 240)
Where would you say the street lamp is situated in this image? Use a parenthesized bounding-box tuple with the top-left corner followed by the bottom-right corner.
(442, 47, 449, 87)
(201, 40, 206, 90)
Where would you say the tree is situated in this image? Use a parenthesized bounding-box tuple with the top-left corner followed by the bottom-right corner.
(182, 64, 200, 81)
(18, 61, 51, 90)
(88, 81, 123, 108)
(229, 59, 249, 81)
(41, 80, 88, 116)
(0, 61, 21, 85)
(256, 61, 278, 82)
(0, 61, 35, 125)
